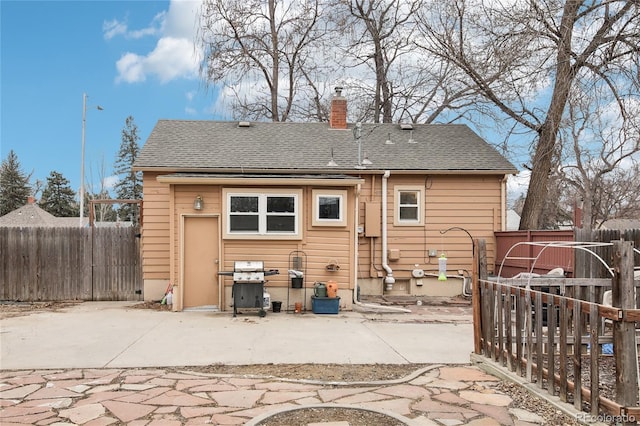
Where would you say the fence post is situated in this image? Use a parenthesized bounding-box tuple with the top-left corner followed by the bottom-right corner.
(472, 239, 486, 355)
(612, 240, 639, 423)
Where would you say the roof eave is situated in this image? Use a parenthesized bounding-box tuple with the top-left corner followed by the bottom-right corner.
(137, 166, 518, 176)
(156, 174, 365, 186)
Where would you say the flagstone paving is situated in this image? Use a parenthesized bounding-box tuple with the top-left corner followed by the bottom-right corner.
(0, 365, 550, 425)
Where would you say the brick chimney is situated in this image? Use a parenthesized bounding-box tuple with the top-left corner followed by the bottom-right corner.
(330, 86, 347, 129)
(27, 196, 36, 204)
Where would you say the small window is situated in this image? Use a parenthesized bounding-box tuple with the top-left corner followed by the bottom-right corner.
(399, 191, 419, 221)
(313, 189, 347, 227)
(224, 189, 301, 238)
(319, 196, 340, 219)
(394, 186, 424, 226)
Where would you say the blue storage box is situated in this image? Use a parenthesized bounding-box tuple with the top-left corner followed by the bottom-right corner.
(311, 296, 340, 314)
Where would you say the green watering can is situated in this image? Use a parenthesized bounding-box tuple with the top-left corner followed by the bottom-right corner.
(314, 282, 327, 298)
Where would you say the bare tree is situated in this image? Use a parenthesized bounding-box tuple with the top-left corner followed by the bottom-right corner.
(197, 0, 331, 122)
(87, 155, 117, 222)
(560, 85, 640, 230)
(415, 0, 640, 229)
(333, 0, 485, 125)
(335, 0, 421, 123)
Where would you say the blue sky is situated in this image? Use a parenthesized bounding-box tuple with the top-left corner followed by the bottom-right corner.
(1, 0, 529, 206)
(1, 0, 219, 196)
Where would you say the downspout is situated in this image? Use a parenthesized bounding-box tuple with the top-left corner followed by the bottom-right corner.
(501, 176, 508, 231)
(354, 183, 361, 306)
(381, 170, 395, 290)
(353, 180, 409, 313)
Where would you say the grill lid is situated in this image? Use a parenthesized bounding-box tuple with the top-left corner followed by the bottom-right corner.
(234, 260, 264, 272)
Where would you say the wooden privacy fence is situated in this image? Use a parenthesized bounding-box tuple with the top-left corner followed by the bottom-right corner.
(472, 239, 640, 424)
(575, 228, 640, 277)
(0, 227, 142, 301)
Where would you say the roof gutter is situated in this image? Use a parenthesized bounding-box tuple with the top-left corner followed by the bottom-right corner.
(134, 166, 518, 176)
(156, 175, 364, 186)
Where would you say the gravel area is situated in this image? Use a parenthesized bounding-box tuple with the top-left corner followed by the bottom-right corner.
(194, 363, 583, 425)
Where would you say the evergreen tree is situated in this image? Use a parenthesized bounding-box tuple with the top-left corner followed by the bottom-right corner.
(0, 150, 31, 216)
(113, 116, 142, 222)
(40, 171, 78, 217)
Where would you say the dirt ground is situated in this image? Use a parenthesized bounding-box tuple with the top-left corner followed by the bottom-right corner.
(0, 300, 83, 319)
(0, 300, 587, 425)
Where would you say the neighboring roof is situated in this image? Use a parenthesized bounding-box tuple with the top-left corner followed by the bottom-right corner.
(0, 202, 84, 227)
(600, 218, 640, 230)
(506, 209, 521, 231)
(0, 203, 52, 226)
(0, 198, 88, 228)
(134, 121, 517, 174)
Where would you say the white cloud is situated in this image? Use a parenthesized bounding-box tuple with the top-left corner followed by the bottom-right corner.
(116, 53, 146, 83)
(163, 0, 200, 39)
(103, 11, 165, 40)
(103, 175, 119, 190)
(507, 170, 530, 206)
(103, 19, 127, 40)
(145, 37, 199, 83)
(129, 12, 166, 39)
(112, 0, 202, 84)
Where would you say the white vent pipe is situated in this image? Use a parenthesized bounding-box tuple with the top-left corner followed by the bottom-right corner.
(353, 182, 409, 313)
(381, 170, 395, 290)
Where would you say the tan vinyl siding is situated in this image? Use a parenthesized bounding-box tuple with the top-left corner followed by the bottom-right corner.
(141, 172, 170, 280)
(294, 228, 352, 287)
(425, 175, 501, 270)
(358, 174, 502, 279)
(168, 185, 354, 296)
(140, 168, 506, 303)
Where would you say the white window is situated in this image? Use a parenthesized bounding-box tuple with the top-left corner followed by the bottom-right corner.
(224, 189, 301, 238)
(313, 189, 347, 227)
(394, 186, 424, 226)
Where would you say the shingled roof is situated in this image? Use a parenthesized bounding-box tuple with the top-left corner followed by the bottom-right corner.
(0, 200, 83, 227)
(134, 120, 517, 174)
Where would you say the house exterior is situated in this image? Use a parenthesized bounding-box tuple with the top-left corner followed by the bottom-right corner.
(0, 197, 85, 227)
(600, 218, 640, 230)
(133, 91, 517, 312)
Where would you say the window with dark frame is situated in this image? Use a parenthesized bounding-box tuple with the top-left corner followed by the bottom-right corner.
(318, 195, 341, 220)
(228, 193, 297, 234)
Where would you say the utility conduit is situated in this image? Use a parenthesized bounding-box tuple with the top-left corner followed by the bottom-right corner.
(381, 170, 395, 290)
(353, 170, 411, 313)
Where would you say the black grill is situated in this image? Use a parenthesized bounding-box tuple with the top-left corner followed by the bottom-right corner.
(219, 261, 279, 317)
